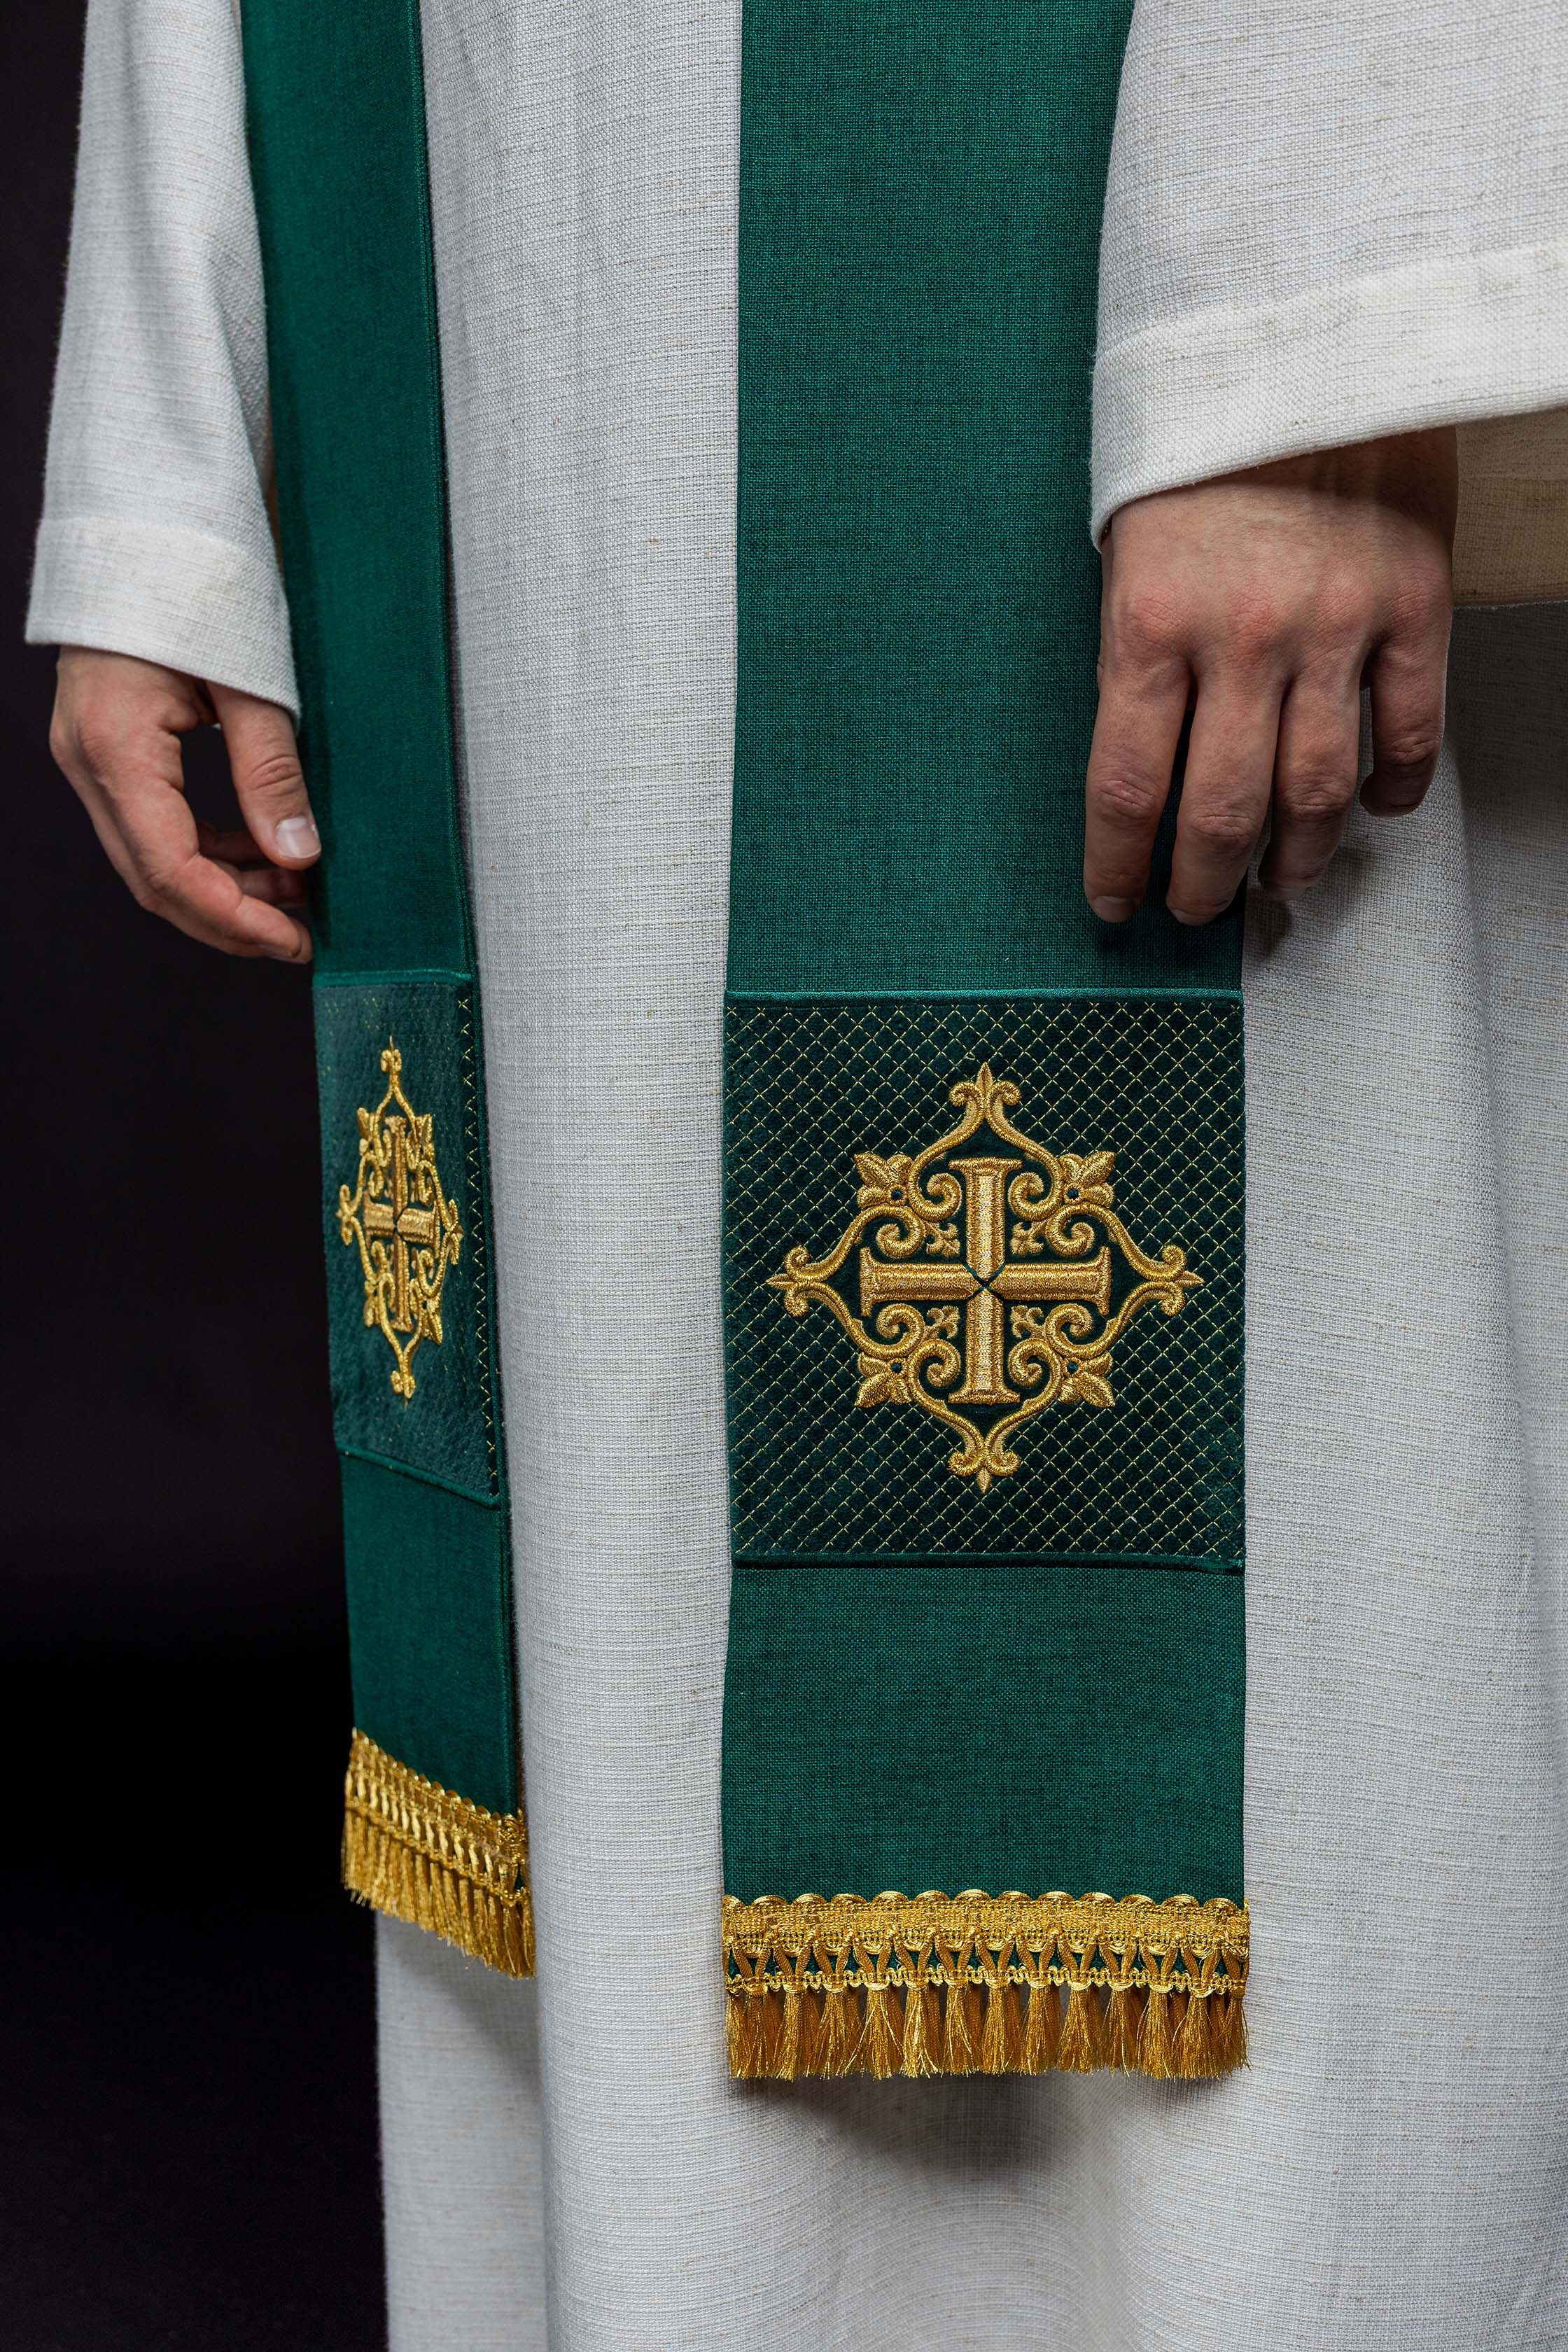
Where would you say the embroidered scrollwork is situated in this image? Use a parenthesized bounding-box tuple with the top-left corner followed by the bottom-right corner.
(769, 1064, 1200, 1490)
(338, 1040, 463, 1400)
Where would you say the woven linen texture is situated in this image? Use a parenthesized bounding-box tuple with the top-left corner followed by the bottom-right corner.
(726, 993, 1242, 1562)
(1092, 0, 1568, 592)
(24, 0, 297, 706)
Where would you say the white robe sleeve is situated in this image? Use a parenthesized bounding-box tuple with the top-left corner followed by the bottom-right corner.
(25, 0, 298, 713)
(1093, 0, 1568, 603)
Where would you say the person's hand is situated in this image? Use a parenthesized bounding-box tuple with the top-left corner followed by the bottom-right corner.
(49, 646, 318, 961)
(1084, 428, 1457, 925)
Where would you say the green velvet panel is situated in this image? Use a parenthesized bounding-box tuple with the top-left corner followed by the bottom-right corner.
(723, 1560, 1245, 1905)
(730, 0, 1241, 1000)
(342, 1455, 515, 1816)
(316, 977, 499, 1502)
(724, 993, 1244, 1564)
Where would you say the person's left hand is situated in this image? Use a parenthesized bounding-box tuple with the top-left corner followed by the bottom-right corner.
(1083, 428, 1457, 926)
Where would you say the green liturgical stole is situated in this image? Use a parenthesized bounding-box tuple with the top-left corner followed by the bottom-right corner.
(245, 0, 1249, 2075)
(718, 2, 1248, 2079)
(245, 0, 531, 1972)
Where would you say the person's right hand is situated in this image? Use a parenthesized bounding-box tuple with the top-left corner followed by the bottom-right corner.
(49, 645, 318, 961)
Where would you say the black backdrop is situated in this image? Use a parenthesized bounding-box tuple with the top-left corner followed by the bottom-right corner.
(4, 10, 384, 2344)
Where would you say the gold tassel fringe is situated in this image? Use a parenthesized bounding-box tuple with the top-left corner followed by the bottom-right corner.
(724, 1889, 1247, 2082)
(342, 1729, 534, 1977)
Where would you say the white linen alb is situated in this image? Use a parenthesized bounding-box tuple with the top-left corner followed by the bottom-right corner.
(28, 4, 1568, 2345)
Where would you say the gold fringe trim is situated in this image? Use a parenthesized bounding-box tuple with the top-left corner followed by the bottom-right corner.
(724, 1889, 1247, 2082)
(342, 1730, 534, 1977)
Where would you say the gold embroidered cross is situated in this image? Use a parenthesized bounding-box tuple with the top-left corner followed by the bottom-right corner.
(338, 1041, 463, 1400)
(769, 1064, 1199, 1490)
(363, 1113, 442, 1336)
(858, 1156, 1111, 1409)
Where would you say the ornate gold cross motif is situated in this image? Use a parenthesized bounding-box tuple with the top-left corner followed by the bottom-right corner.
(768, 1065, 1200, 1490)
(338, 1041, 462, 1400)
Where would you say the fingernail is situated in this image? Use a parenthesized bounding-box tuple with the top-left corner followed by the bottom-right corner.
(1089, 895, 1136, 923)
(265, 942, 303, 962)
(276, 814, 321, 859)
(1168, 905, 1208, 927)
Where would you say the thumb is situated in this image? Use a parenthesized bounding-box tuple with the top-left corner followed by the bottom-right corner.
(211, 682, 320, 867)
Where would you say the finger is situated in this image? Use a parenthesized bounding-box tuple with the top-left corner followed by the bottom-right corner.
(164, 874, 313, 959)
(195, 819, 262, 858)
(1167, 677, 1280, 925)
(196, 820, 273, 864)
(211, 685, 319, 866)
(57, 731, 229, 934)
(192, 827, 312, 904)
(232, 862, 312, 907)
(1083, 660, 1191, 921)
(107, 769, 312, 960)
(148, 856, 312, 958)
(1257, 666, 1362, 900)
(1361, 625, 1448, 817)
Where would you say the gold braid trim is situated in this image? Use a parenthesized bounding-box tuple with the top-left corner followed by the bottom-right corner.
(724, 1889, 1247, 2081)
(342, 1730, 534, 1977)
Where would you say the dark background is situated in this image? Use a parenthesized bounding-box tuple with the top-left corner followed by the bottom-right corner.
(4, 9, 384, 2344)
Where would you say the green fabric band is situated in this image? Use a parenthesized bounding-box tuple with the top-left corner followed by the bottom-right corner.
(729, 0, 1238, 999)
(243, 0, 520, 1829)
(722, 0, 1249, 2074)
(724, 1560, 1245, 1903)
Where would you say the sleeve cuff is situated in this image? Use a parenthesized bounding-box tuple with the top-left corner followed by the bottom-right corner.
(1091, 237, 1568, 548)
(25, 514, 300, 718)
